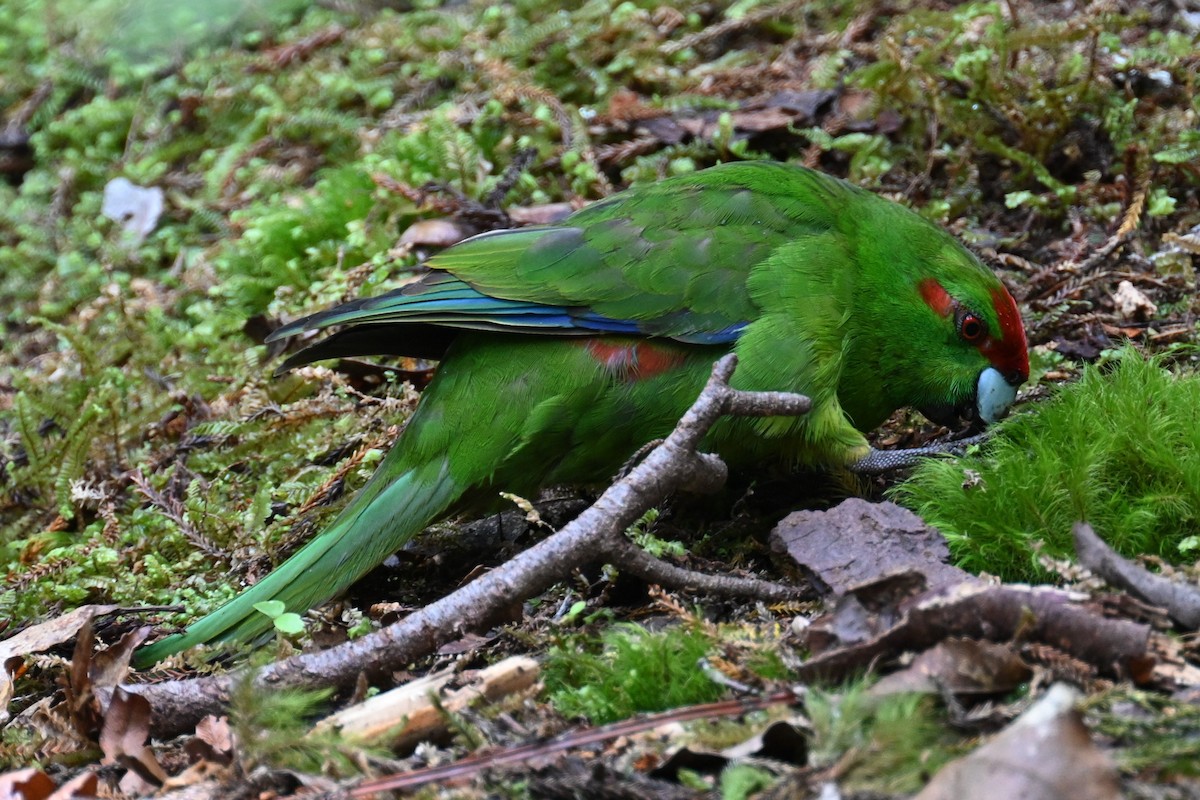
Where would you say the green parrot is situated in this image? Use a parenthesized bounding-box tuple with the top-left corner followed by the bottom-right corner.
(135, 161, 1027, 666)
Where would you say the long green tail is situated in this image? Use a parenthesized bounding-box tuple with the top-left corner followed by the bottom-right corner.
(134, 456, 460, 667)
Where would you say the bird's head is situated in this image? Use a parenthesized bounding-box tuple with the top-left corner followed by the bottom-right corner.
(831, 185, 1029, 435)
(906, 261, 1029, 430)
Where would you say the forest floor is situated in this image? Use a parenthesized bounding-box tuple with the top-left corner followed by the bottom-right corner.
(2, 0, 1200, 797)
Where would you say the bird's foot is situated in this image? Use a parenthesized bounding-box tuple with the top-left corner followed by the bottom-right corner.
(849, 430, 992, 474)
(614, 438, 665, 481)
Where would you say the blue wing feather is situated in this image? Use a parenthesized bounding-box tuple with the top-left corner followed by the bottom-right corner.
(268, 273, 743, 347)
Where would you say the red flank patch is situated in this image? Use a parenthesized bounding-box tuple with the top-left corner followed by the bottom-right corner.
(585, 340, 686, 381)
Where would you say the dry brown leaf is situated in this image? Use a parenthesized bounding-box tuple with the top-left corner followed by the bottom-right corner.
(44, 773, 98, 800)
(0, 769, 56, 800)
(507, 202, 576, 225)
(1112, 279, 1157, 320)
(915, 684, 1120, 800)
(88, 626, 153, 693)
(398, 218, 476, 247)
(100, 687, 169, 789)
(0, 606, 119, 663)
(183, 715, 235, 766)
(871, 639, 1032, 697)
(65, 619, 99, 740)
(0, 657, 20, 725)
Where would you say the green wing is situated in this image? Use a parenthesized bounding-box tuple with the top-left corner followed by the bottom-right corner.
(270, 162, 856, 360)
(433, 161, 848, 335)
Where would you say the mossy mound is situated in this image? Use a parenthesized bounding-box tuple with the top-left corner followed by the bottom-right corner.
(894, 347, 1200, 581)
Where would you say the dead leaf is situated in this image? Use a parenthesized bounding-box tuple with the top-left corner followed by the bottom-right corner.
(1112, 279, 1157, 320)
(915, 684, 1120, 800)
(508, 203, 576, 225)
(727, 107, 797, 133)
(871, 639, 1032, 698)
(100, 687, 168, 789)
(762, 89, 838, 119)
(64, 619, 101, 741)
(184, 715, 236, 766)
(0, 658, 20, 725)
(436, 631, 499, 655)
(89, 626, 153, 692)
(0, 606, 120, 664)
(0, 769, 56, 800)
(45, 773, 98, 800)
(720, 720, 809, 765)
(398, 218, 476, 247)
(0, 771, 97, 800)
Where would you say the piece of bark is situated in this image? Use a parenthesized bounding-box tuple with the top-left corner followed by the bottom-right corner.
(1073, 521, 1200, 630)
(869, 639, 1032, 698)
(795, 582, 1154, 683)
(312, 655, 539, 749)
(770, 499, 972, 598)
(805, 571, 932, 652)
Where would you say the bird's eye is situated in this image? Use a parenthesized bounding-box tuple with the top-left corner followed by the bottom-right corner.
(959, 313, 986, 343)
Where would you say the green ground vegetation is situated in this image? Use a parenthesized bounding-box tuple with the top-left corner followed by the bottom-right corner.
(895, 347, 1200, 581)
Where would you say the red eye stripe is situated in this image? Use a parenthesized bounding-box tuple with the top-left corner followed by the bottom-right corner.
(919, 278, 954, 318)
(920, 278, 1030, 384)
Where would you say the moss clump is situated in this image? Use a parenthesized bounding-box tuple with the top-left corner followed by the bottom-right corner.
(808, 683, 955, 794)
(894, 346, 1200, 581)
(1085, 686, 1200, 778)
(544, 623, 724, 723)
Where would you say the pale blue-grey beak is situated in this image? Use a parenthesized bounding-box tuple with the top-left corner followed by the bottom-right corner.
(976, 365, 1019, 424)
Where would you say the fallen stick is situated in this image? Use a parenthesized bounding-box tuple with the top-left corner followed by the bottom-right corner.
(1073, 521, 1200, 630)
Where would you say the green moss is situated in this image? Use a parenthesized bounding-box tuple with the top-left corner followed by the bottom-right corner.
(894, 347, 1200, 581)
(1085, 687, 1200, 778)
(230, 676, 384, 775)
(215, 166, 379, 314)
(807, 682, 956, 794)
(545, 623, 725, 723)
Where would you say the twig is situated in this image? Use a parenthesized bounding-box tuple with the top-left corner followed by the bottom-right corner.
(606, 538, 799, 601)
(347, 690, 800, 795)
(1065, 154, 1149, 274)
(118, 356, 811, 737)
(796, 582, 1152, 683)
(662, 0, 804, 55)
(128, 470, 224, 560)
(1073, 521, 1200, 630)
